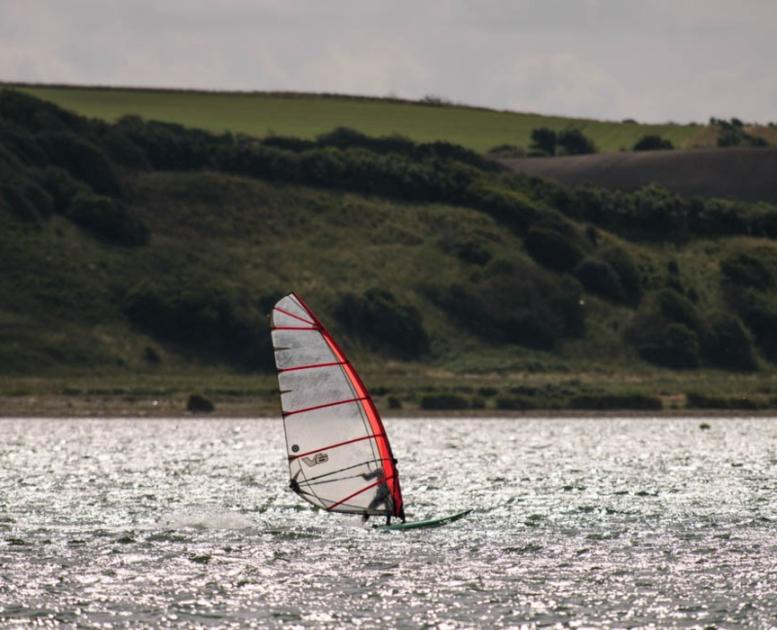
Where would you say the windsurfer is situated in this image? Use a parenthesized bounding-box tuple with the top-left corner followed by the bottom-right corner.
(361, 467, 405, 525)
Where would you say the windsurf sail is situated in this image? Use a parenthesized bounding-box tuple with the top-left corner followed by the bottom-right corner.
(270, 293, 404, 519)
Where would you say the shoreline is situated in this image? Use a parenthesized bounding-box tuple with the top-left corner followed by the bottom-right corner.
(2, 396, 776, 419)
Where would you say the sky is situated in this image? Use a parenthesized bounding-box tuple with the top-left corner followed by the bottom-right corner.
(1, 0, 775, 124)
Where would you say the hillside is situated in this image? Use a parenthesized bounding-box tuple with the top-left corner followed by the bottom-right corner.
(502, 147, 777, 206)
(8, 83, 705, 153)
(3, 88, 777, 415)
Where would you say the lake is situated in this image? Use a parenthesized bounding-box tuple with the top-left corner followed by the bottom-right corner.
(1, 416, 776, 627)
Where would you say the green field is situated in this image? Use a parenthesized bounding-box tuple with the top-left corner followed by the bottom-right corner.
(11, 84, 705, 153)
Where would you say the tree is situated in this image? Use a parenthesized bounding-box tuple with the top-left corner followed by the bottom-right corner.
(530, 127, 557, 156)
(557, 129, 596, 155)
(633, 135, 674, 151)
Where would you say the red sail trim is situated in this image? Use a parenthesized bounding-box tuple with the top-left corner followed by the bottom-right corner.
(273, 305, 314, 326)
(288, 433, 381, 461)
(326, 474, 396, 512)
(292, 292, 404, 518)
(278, 361, 346, 373)
(283, 396, 368, 418)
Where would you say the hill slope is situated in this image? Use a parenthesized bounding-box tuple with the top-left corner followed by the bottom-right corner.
(10, 83, 704, 153)
(4, 88, 777, 414)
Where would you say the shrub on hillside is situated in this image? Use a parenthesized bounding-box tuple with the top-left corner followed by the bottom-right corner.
(655, 289, 705, 335)
(66, 193, 148, 245)
(525, 225, 585, 272)
(437, 269, 584, 350)
(0, 180, 47, 222)
(574, 258, 625, 302)
(35, 166, 89, 214)
(720, 252, 775, 289)
(334, 288, 430, 359)
(0, 123, 49, 166)
(438, 235, 491, 266)
(732, 293, 777, 363)
(633, 135, 674, 151)
(101, 128, 150, 169)
(701, 312, 757, 371)
(632, 320, 701, 369)
(601, 246, 642, 305)
(261, 135, 316, 152)
(0, 88, 85, 134)
(123, 283, 274, 371)
(39, 131, 121, 195)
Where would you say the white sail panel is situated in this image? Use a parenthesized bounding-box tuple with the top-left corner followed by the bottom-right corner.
(272, 330, 336, 370)
(279, 364, 358, 412)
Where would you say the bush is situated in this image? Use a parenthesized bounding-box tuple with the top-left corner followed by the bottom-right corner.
(437, 269, 584, 350)
(732, 293, 777, 363)
(438, 235, 491, 266)
(525, 226, 585, 272)
(574, 258, 625, 302)
(496, 395, 536, 410)
(35, 166, 89, 214)
(720, 252, 775, 289)
(123, 283, 275, 371)
(530, 127, 557, 156)
(567, 393, 662, 411)
(66, 193, 148, 245)
(634, 322, 701, 369)
(655, 289, 705, 335)
(101, 128, 150, 169)
(419, 394, 470, 410)
(39, 131, 121, 195)
(557, 129, 596, 155)
(187, 393, 214, 413)
(487, 144, 526, 158)
(0, 180, 44, 222)
(633, 135, 674, 151)
(702, 313, 757, 371)
(601, 247, 642, 305)
(334, 288, 430, 359)
(686, 392, 762, 410)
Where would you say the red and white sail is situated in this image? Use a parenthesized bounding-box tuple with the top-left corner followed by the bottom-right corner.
(271, 293, 404, 518)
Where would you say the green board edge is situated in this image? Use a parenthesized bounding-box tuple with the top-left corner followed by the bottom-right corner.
(374, 509, 472, 531)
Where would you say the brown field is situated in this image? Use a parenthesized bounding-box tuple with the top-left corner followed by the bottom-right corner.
(501, 147, 777, 204)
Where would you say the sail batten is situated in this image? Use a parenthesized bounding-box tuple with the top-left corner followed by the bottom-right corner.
(270, 292, 404, 518)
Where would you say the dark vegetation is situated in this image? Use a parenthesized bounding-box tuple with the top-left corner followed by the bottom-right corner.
(529, 127, 597, 157)
(711, 117, 769, 148)
(3, 88, 777, 394)
(633, 135, 674, 151)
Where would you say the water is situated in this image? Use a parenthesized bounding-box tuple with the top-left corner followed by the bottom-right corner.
(2, 416, 777, 627)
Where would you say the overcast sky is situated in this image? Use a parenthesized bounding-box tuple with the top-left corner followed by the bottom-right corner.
(1, 0, 775, 123)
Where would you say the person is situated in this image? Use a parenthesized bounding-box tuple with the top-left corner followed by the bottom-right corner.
(360, 468, 405, 525)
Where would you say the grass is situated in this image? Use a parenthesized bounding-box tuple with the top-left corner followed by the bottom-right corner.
(11, 84, 705, 153)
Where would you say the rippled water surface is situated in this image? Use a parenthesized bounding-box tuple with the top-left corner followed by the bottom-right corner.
(2, 416, 777, 627)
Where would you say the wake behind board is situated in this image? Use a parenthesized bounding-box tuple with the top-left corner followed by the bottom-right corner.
(374, 509, 472, 531)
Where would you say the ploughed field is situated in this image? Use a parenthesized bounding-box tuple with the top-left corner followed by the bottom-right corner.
(2, 416, 776, 627)
(502, 147, 777, 206)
